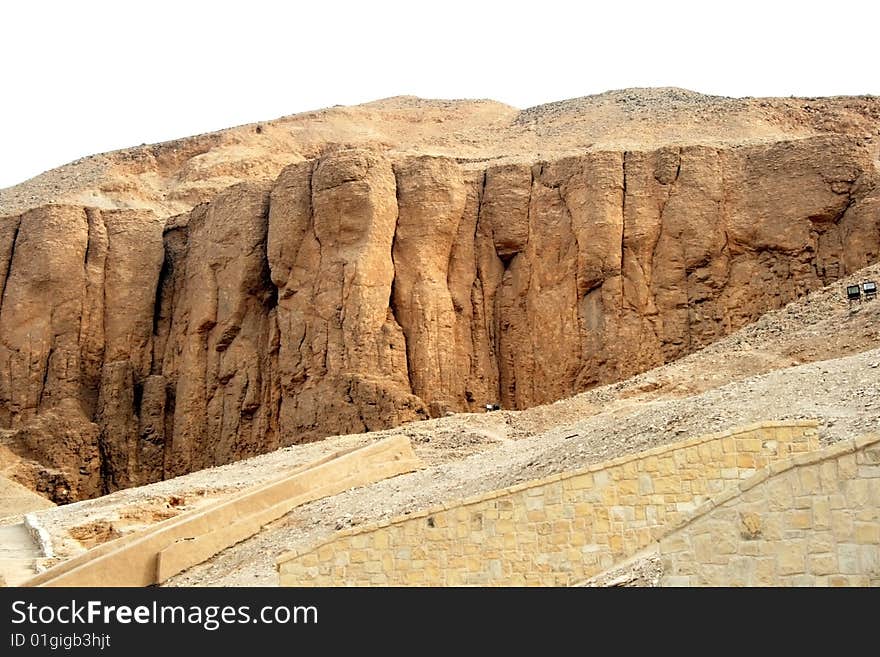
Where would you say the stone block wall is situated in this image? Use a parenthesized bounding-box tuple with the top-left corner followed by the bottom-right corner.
(657, 434, 880, 586)
(277, 421, 818, 586)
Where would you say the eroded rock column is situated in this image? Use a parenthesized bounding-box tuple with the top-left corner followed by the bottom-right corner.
(164, 182, 280, 476)
(392, 156, 467, 416)
(268, 149, 426, 442)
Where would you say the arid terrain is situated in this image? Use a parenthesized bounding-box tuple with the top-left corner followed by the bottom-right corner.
(0, 88, 878, 586)
(11, 260, 880, 585)
(3, 88, 879, 219)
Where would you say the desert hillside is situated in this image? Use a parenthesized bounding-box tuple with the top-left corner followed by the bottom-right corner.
(0, 88, 878, 504)
(2, 88, 879, 218)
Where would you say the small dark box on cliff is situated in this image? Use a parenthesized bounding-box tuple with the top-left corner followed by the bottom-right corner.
(847, 284, 862, 301)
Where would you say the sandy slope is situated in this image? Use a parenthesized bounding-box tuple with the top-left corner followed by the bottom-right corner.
(2, 88, 878, 219)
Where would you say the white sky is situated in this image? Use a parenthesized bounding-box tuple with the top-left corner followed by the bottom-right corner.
(1, 0, 878, 188)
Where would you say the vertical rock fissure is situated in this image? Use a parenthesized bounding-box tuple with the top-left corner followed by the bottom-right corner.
(526, 165, 535, 249)
(475, 169, 488, 245)
(99, 217, 110, 380)
(258, 194, 280, 452)
(35, 346, 53, 411)
(308, 163, 323, 280)
(306, 166, 329, 377)
(717, 147, 731, 293)
(97, 424, 113, 496)
(82, 210, 95, 271)
(149, 251, 171, 373)
(620, 152, 628, 311)
(0, 217, 21, 317)
(389, 173, 415, 396)
(472, 168, 495, 408)
(674, 150, 694, 352)
(515, 166, 537, 408)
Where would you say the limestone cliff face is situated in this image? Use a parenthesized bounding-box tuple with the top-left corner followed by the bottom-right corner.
(267, 151, 424, 443)
(1, 136, 878, 500)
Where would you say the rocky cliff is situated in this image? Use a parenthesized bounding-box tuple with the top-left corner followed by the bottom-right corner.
(1, 92, 879, 501)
